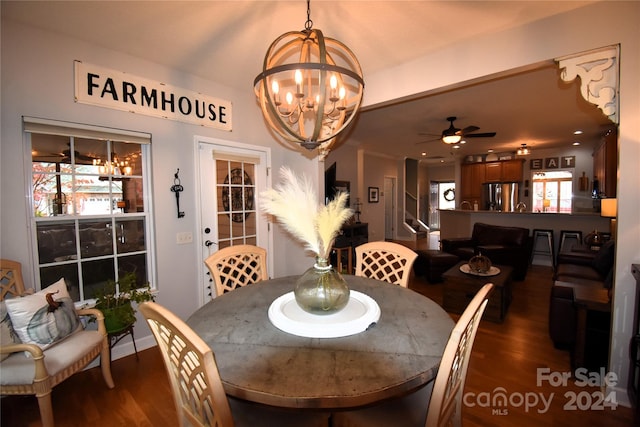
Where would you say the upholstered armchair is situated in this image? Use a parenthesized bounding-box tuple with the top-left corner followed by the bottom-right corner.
(1, 259, 115, 427)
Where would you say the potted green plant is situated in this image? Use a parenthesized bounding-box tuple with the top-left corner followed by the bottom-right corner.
(94, 272, 155, 334)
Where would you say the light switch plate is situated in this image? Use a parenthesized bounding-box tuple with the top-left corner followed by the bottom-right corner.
(176, 232, 193, 244)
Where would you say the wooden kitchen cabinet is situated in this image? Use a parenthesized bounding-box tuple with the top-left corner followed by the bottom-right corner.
(485, 160, 523, 182)
(461, 159, 523, 203)
(460, 163, 485, 201)
(484, 162, 503, 182)
(501, 159, 524, 182)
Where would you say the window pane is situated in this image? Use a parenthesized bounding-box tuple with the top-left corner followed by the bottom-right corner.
(560, 181, 573, 213)
(40, 264, 80, 301)
(120, 178, 144, 213)
(216, 160, 229, 183)
(117, 253, 148, 285)
(32, 172, 61, 217)
(218, 213, 231, 240)
(232, 218, 244, 238)
(116, 218, 146, 253)
(73, 138, 108, 173)
(245, 212, 257, 236)
(82, 258, 116, 300)
(112, 141, 142, 176)
(79, 220, 113, 259)
(532, 181, 544, 212)
(31, 134, 71, 165)
(74, 174, 112, 215)
(37, 222, 77, 263)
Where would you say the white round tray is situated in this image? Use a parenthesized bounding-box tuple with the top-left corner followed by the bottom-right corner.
(459, 263, 501, 277)
(268, 290, 381, 338)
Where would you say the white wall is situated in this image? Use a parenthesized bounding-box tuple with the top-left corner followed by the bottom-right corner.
(0, 20, 318, 355)
(363, 1, 640, 405)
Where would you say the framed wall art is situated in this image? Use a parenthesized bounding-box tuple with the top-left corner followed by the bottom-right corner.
(368, 187, 379, 203)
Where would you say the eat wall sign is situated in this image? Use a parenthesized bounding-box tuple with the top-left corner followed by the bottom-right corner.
(530, 156, 576, 170)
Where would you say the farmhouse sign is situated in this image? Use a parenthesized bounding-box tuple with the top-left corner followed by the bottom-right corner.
(74, 61, 232, 131)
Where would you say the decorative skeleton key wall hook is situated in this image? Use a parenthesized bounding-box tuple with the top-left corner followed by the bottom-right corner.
(171, 169, 185, 218)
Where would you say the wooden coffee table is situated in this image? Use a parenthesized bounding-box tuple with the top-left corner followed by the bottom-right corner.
(442, 261, 514, 323)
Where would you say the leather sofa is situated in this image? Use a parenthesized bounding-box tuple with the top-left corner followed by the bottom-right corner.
(441, 222, 532, 280)
(548, 240, 614, 350)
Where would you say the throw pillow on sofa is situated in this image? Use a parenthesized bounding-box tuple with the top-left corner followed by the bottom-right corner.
(4, 278, 80, 351)
(592, 240, 615, 278)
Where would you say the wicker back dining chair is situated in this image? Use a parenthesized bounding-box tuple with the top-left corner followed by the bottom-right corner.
(1, 258, 114, 427)
(332, 283, 494, 427)
(140, 301, 330, 427)
(0, 259, 27, 300)
(354, 241, 418, 288)
(204, 245, 268, 297)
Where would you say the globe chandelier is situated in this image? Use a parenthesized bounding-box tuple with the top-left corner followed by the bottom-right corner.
(254, 0, 365, 156)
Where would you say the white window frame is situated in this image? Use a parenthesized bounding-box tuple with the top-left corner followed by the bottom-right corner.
(23, 117, 156, 302)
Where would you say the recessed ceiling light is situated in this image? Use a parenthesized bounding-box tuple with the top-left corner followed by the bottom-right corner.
(453, 145, 461, 149)
(574, 130, 583, 135)
(573, 142, 581, 146)
(421, 152, 427, 156)
(487, 149, 494, 153)
(459, 140, 466, 144)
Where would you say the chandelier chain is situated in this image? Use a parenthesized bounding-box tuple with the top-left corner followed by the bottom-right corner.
(305, 0, 313, 30)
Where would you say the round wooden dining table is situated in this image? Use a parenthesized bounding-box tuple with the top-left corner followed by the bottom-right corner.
(187, 275, 454, 410)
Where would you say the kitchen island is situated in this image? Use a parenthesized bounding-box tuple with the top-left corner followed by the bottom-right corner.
(439, 209, 611, 264)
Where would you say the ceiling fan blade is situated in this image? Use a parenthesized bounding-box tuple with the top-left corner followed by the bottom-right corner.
(458, 125, 480, 135)
(465, 132, 497, 138)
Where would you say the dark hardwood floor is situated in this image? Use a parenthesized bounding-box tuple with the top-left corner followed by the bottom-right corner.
(1, 265, 636, 426)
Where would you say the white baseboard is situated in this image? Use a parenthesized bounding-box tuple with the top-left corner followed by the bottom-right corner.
(84, 335, 157, 370)
(608, 384, 632, 408)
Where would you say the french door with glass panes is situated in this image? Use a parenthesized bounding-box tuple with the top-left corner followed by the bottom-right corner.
(197, 139, 270, 303)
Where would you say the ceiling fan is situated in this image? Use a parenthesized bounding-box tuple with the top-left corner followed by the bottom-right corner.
(418, 116, 497, 144)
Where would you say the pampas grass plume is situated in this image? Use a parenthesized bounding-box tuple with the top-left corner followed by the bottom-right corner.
(316, 192, 353, 259)
(260, 166, 353, 259)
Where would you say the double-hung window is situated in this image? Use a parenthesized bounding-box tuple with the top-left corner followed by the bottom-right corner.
(25, 117, 155, 302)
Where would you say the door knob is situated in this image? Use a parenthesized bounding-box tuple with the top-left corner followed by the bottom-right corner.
(205, 240, 216, 247)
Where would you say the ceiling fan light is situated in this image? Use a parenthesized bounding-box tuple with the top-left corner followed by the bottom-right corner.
(442, 134, 461, 144)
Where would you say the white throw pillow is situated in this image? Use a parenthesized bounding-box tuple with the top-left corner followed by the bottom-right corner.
(4, 278, 80, 351)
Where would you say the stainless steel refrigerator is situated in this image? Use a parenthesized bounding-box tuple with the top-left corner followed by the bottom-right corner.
(481, 183, 519, 211)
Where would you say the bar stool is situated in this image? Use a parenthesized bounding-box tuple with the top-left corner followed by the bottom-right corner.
(333, 246, 353, 274)
(559, 230, 583, 253)
(530, 229, 555, 268)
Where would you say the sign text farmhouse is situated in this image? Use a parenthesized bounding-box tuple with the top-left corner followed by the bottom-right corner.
(74, 61, 232, 131)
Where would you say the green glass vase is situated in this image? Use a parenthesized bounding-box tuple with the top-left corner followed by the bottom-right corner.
(294, 257, 350, 315)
